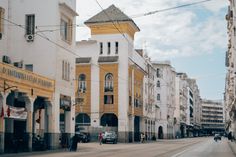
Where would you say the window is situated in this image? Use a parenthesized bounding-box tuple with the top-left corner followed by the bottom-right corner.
(78, 74, 86, 93)
(26, 14, 35, 35)
(107, 42, 111, 55)
(104, 95, 114, 104)
(129, 96, 132, 106)
(100, 42, 103, 54)
(25, 64, 33, 72)
(25, 14, 34, 35)
(0, 7, 5, 34)
(104, 73, 113, 92)
(234, 27, 236, 36)
(115, 42, 119, 54)
(156, 68, 160, 78)
(62, 60, 70, 81)
(157, 80, 160, 87)
(157, 94, 160, 101)
(60, 17, 72, 43)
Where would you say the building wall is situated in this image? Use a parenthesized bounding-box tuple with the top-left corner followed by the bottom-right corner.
(201, 99, 225, 134)
(99, 63, 119, 116)
(0, 0, 78, 150)
(225, 0, 236, 137)
(75, 64, 91, 115)
(152, 61, 176, 139)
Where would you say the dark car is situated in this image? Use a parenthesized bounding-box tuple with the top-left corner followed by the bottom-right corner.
(214, 134, 221, 141)
(76, 132, 90, 143)
(102, 131, 117, 144)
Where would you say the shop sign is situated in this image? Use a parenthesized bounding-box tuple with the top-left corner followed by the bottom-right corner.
(0, 63, 54, 89)
(60, 95, 71, 111)
(5, 105, 27, 119)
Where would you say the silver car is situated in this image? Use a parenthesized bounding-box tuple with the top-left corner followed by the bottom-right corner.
(102, 131, 118, 144)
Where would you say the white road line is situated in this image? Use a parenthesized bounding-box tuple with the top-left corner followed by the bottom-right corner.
(170, 140, 206, 157)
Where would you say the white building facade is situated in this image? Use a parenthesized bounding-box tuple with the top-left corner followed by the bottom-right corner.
(201, 99, 225, 135)
(152, 61, 176, 139)
(225, 0, 236, 138)
(0, 0, 78, 152)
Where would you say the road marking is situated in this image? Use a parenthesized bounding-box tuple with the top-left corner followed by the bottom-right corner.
(170, 140, 205, 157)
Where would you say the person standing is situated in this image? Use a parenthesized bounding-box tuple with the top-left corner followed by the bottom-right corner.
(70, 134, 78, 151)
(99, 132, 103, 145)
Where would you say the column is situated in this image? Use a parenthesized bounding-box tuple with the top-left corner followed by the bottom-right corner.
(0, 92, 8, 154)
(131, 68, 134, 142)
(26, 97, 35, 152)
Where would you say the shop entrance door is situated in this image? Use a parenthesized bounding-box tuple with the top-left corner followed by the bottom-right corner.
(14, 120, 27, 152)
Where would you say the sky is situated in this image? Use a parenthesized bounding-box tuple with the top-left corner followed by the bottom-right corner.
(76, 0, 228, 100)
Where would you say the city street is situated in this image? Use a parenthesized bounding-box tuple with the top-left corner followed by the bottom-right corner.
(1, 137, 236, 157)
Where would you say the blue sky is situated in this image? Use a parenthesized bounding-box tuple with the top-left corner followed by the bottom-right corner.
(76, 0, 228, 100)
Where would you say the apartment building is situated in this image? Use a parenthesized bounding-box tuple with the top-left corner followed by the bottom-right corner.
(225, 0, 236, 137)
(201, 99, 225, 135)
(0, 0, 78, 153)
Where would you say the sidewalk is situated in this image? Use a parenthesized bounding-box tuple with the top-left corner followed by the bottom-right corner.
(228, 140, 236, 156)
(0, 149, 66, 157)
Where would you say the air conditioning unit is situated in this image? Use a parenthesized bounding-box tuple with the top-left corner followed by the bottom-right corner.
(25, 34, 34, 42)
(14, 61, 23, 68)
(2, 55, 11, 64)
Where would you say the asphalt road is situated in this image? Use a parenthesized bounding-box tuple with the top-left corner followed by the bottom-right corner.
(1, 137, 235, 157)
(172, 138, 236, 157)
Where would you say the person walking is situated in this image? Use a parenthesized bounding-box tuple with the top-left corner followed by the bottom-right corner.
(70, 134, 78, 151)
(140, 133, 144, 143)
(99, 132, 103, 145)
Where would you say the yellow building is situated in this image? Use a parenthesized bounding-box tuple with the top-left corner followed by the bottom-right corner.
(75, 5, 147, 142)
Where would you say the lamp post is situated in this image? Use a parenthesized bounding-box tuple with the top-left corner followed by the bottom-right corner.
(0, 80, 18, 94)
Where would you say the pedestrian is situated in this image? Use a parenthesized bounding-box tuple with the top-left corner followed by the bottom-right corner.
(140, 133, 144, 143)
(228, 132, 233, 142)
(69, 134, 78, 151)
(99, 132, 103, 145)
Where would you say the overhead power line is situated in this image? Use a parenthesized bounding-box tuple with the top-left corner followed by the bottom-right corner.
(1, 17, 130, 83)
(131, 0, 214, 18)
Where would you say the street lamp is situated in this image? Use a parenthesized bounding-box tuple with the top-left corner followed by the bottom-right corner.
(0, 80, 18, 94)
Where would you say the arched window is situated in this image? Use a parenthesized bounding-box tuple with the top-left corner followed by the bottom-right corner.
(78, 74, 86, 93)
(157, 94, 160, 101)
(104, 73, 113, 92)
(157, 80, 160, 87)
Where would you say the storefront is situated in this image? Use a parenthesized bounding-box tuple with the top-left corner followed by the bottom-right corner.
(59, 94, 71, 148)
(0, 62, 55, 153)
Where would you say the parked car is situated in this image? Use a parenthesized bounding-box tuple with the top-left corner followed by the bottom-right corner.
(102, 131, 117, 144)
(75, 132, 90, 143)
(214, 134, 221, 141)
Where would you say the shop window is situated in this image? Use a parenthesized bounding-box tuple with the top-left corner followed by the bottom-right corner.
(104, 73, 113, 92)
(104, 95, 113, 104)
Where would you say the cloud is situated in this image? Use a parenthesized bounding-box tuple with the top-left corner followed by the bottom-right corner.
(76, 0, 228, 60)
